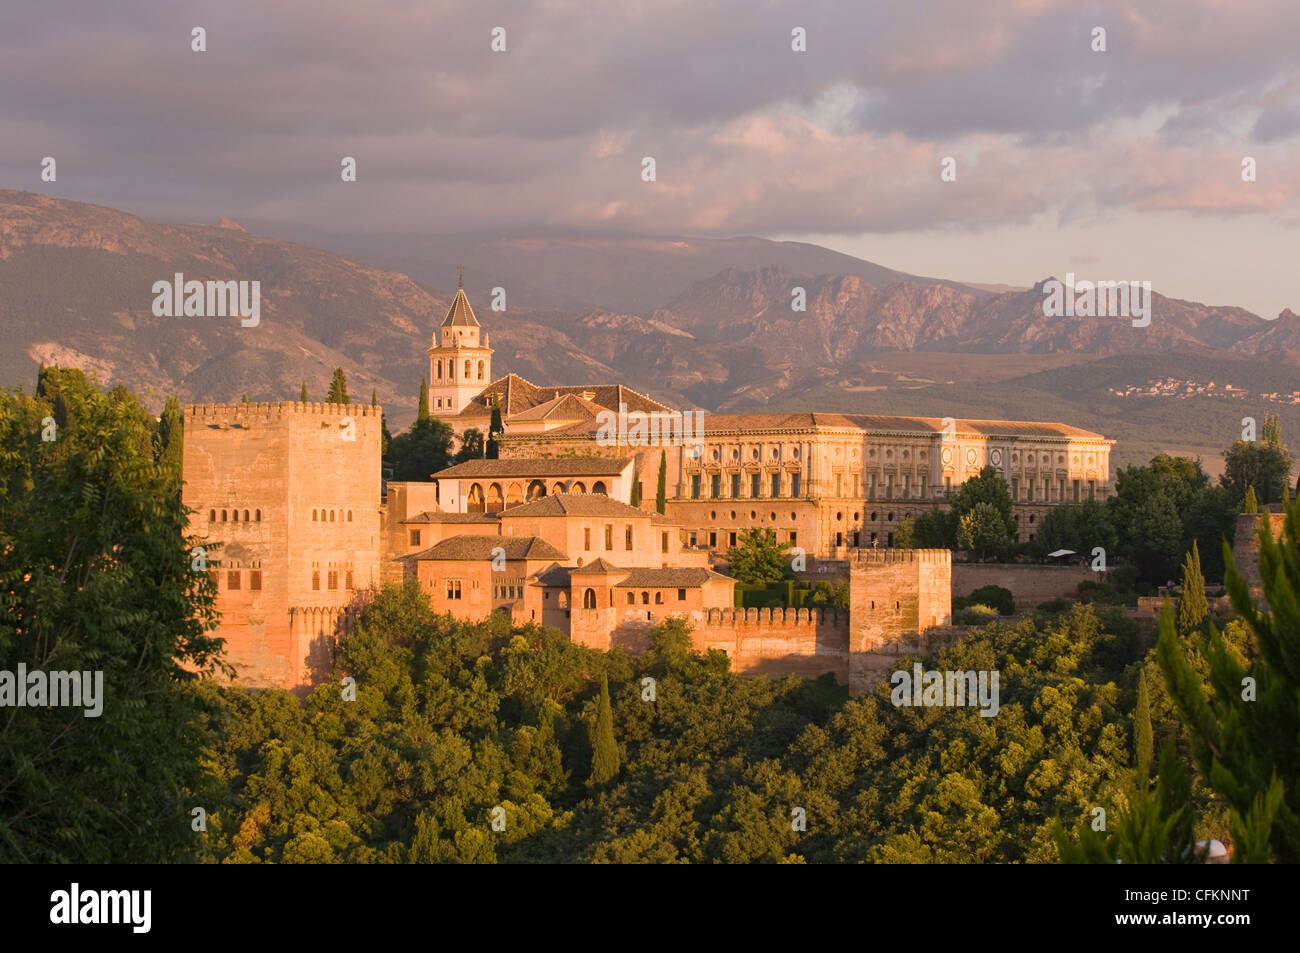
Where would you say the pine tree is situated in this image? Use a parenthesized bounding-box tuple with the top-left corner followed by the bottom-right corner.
(1156, 497, 1300, 862)
(655, 450, 667, 515)
(327, 368, 348, 405)
(1178, 541, 1208, 636)
(1134, 669, 1153, 782)
(589, 674, 619, 786)
(1244, 484, 1258, 514)
(418, 378, 430, 422)
(300, 382, 309, 403)
(241, 393, 248, 403)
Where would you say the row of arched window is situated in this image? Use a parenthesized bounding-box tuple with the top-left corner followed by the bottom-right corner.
(210, 508, 261, 522)
(435, 359, 486, 381)
(312, 509, 353, 522)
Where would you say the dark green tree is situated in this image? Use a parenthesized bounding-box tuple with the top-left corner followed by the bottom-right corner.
(1244, 484, 1258, 514)
(486, 396, 503, 460)
(1134, 669, 1153, 782)
(418, 378, 430, 422)
(726, 528, 792, 585)
(327, 368, 348, 405)
(454, 428, 485, 463)
(655, 450, 667, 515)
(589, 674, 620, 786)
(371, 388, 377, 408)
(893, 516, 915, 549)
(387, 417, 454, 482)
(629, 476, 642, 508)
(1177, 541, 1208, 637)
(1157, 498, 1300, 862)
(1222, 415, 1292, 506)
(957, 501, 1012, 561)
(0, 369, 226, 863)
(155, 394, 184, 484)
(300, 382, 309, 403)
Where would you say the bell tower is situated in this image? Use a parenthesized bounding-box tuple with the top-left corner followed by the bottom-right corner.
(427, 267, 492, 416)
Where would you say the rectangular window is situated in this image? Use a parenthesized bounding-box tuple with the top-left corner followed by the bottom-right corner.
(835, 532, 843, 547)
(751, 472, 761, 498)
(585, 527, 591, 550)
(731, 473, 741, 498)
(919, 474, 927, 497)
(853, 474, 860, 497)
(886, 475, 894, 500)
(945, 476, 953, 493)
(1073, 479, 1081, 503)
(678, 588, 687, 601)
(409, 529, 421, 547)
(661, 531, 669, 553)
(1088, 480, 1096, 500)
(328, 571, 338, 590)
(689, 532, 698, 547)
(311, 571, 320, 591)
(446, 579, 462, 600)
(709, 531, 717, 548)
(605, 524, 613, 550)
(729, 531, 737, 547)
(691, 475, 701, 499)
(625, 526, 633, 550)
(835, 473, 843, 497)
(869, 473, 877, 499)
(227, 571, 240, 590)
(901, 474, 908, 498)
(1011, 478, 1019, 500)
(711, 474, 721, 498)
(249, 570, 262, 591)
(771, 473, 781, 498)
(791, 472, 801, 497)
(345, 571, 353, 590)
(789, 531, 797, 546)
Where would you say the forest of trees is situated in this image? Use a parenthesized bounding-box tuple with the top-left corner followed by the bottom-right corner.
(2, 368, 1295, 863)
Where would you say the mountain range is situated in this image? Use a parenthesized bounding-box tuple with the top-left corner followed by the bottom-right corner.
(2, 189, 1297, 474)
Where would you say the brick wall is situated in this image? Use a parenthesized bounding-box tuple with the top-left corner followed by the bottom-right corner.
(952, 563, 1098, 606)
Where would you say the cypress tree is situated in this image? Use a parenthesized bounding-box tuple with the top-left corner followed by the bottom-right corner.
(630, 476, 642, 508)
(1157, 497, 1300, 862)
(487, 396, 503, 459)
(1134, 669, 1153, 783)
(371, 388, 377, 408)
(1177, 541, 1208, 636)
(418, 378, 430, 422)
(1244, 484, 1258, 514)
(655, 450, 667, 515)
(300, 382, 309, 403)
(327, 368, 348, 405)
(157, 395, 184, 481)
(589, 674, 619, 786)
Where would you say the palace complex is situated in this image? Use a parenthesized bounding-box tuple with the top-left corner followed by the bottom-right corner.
(183, 280, 1114, 692)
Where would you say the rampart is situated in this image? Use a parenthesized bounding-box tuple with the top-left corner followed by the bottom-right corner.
(952, 563, 1099, 606)
(696, 607, 850, 682)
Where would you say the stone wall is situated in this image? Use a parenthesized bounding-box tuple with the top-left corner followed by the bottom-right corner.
(952, 563, 1098, 607)
(848, 549, 952, 696)
(696, 607, 850, 682)
(1231, 511, 1288, 604)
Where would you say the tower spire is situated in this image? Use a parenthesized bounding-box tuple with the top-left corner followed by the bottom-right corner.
(458, 264, 463, 289)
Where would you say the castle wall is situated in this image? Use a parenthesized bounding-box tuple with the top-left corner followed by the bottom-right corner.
(183, 401, 381, 689)
(848, 549, 952, 697)
(952, 563, 1099, 607)
(1231, 511, 1288, 603)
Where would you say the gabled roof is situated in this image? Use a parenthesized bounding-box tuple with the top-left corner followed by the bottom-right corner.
(441, 287, 480, 328)
(570, 558, 623, 575)
(509, 393, 604, 423)
(500, 492, 672, 520)
(456, 373, 675, 420)
(432, 458, 632, 479)
(530, 562, 572, 587)
(404, 511, 500, 524)
(408, 535, 565, 561)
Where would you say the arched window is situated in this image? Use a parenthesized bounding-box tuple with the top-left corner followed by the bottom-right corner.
(583, 588, 597, 609)
(551, 482, 565, 495)
(571, 482, 586, 494)
(312, 509, 318, 521)
(487, 483, 504, 513)
(506, 483, 524, 508)
(221, 510, 227, 521)
(464, 359, 471, 378)
(641, 591, 650, 604)
(467, 483, 485, 513)
(477, 360, 485, 380)
(527, 480, 546, 501)
(329, 510, 336, 522)
(437, 360, 442, 380)
(347, 510, 352, 522)
(626, 591, 635, 605)
(255, 509, 261, 522)
(592, 481, 607, 495)
(243, 510, 250, 522)
(654, 591, 663, 604)
(231, 510, 238, 522)
(209, 509, 216, 522)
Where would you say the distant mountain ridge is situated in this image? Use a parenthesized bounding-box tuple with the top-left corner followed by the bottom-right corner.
(0, 191, 1296, 469)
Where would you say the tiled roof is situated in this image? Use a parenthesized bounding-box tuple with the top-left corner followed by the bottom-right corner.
(460, 374, 675, 420)
(432, 457, 632, 478)
(570, 558, 623, 574)
(404, 512, 500, 524)
(694, 413, 1106, 440)
(441, 288, 480, 328)
(408, 535, 566, 561)
(501, 493, 676, 520)
(615, 568, 732, 587)
(508, 393, 604, 423)
(530, 563, 572, 587)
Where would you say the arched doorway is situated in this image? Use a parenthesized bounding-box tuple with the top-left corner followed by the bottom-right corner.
(527, 480, 547, 501)
(486, 483, 504, 513)
(467, 483, 485, 513)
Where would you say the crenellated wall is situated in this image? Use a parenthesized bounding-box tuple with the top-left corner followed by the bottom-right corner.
(849, 548, 953, 696)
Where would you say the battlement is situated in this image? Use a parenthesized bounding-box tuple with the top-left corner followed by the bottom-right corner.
(703, 607, 847, 627)
(852, 548, 952, 566)
(184, 401, 381, 421)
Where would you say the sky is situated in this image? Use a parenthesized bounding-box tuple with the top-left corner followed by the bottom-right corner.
(1, 0, 1297, 317)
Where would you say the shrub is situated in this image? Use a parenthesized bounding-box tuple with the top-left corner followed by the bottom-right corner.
(966, 584, 1015, 615)
(954, 604, 1000, 625)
